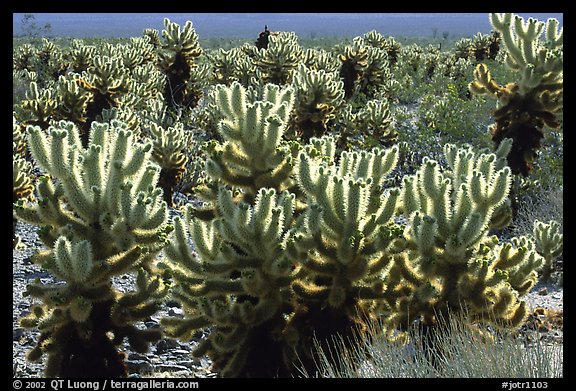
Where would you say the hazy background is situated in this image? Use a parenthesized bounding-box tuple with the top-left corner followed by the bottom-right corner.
(12, 13, 563, 39)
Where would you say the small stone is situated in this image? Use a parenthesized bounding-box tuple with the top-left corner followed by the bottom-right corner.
(171, 349, 192, 355)
(13, 328, 25, 341)
(127, 353, 150, 362)
(126, 359, 154, 374)
(552, 293, 561, 299)
(168, 307, 184, 317)
(155, 364, 190, 372)
(145, 320, 160, 329)
(156, 338, 180, 354)
(179, 359, 202, 369)
(538, 287, 548, 295)
(165, 299, 181, 308)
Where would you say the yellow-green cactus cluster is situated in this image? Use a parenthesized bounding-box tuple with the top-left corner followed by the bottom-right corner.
(532, 220, 563, 281)
(210, 48, 256, 87)
(69, 40, 96, 73)
(143, 121, 191, 205)
(381, 139, 543, 332)
(54, 74, 91, 126)
(469, 13, 563, 176)
(302, 48, 340, 74)
(158, 18, 204, 108)
(13, 43, 36, 72)
(289, 63, 345, 142)
(13, 116, 35, 248)
(143, 28, 161, 48)
(337, 98, 396, 151)
(199, 81, 296, 204)
(288, 136, 401, 308)
(13, 120, 171, 377)
(77, 56, 128, 111)
(160, 81, 406, 376)
(20, 81, 58, 129)
(253, 32, 303, 86)
(161, 187, 299, 377)
(357, 30, 401, 65)
(338, 42, 369, 99)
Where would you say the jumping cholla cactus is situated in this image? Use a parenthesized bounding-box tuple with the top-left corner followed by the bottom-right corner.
(533, 220, 563, 282)
(69, 40, 96, 73)
(20, 81, 58, 129)
(357, 99, 397, 146)
(289, 63, 345, 142)
(160, 81, 301, 377)
(338, 42, 369, 99)
(284, 136, 404, 372)
(158, 18, 203, 108)
(13, 153, 34, 249)
(209, 48, 256, 86)
(161, 187, 299, 377)
(254, 32, 303, 86)
(54, 75, 91, 127)
(13, 120, 171, 377)
(382, 140, 544, 335)
(194, 81, 296, 212)
(337, 99, 397, 152)
(469, 13, 563, 176)
(357, 30, 401, 65)
(302, 48, 340, 74)
(143, 121, 191, 205)
(75, 56, 130, 145)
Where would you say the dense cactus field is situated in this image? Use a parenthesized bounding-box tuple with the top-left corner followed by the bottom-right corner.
(13, 13, 563, 378)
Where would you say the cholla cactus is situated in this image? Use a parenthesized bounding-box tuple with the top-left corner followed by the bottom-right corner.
(13, 120, 171, 377)
(160, 81, 300, 377)
(469, 31, 501, 61)
(131, 62, 166, 98)
(357, 31, 401, 65)
(302, 48, 340, 74)
(54, 75, 90, 127)
(13, 153, 34, 248)
(281, 136, 403, 372)
(143, 121, 190, 205)
(337, 99, 397, 151)
(254, 32, 303, 85)
(338, 42, 369, 99)
(75, 56, 130, 145)
(69, 40, 96, 73)
(533, 220, 563, 281)
(288, 137, 401, 307)
(158, 18, 204, 108)
(20, 81, 58, 129)
(358, 46, 393, 100)
(209, 48, 255, 86)
(382, 141, 543, 333)
(143, 28, 161, 48)
(469, 13, 563, 176)
(289, 63, 345, 142)
(13, 43, 37, 72)
(161, 187, 299, 377)
(197, 81, 296, 208)
(357, 99, 397, 146)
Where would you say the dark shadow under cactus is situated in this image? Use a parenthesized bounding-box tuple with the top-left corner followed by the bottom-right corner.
(44, 300, 129, 378)
(291, 301, 373, 378)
